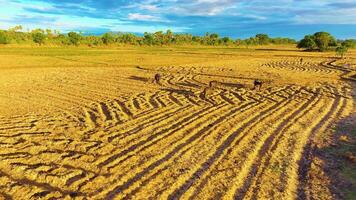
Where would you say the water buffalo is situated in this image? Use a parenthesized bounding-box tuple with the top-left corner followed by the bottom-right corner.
(253, 80, 263, 90)
(154, 73, 161, 84)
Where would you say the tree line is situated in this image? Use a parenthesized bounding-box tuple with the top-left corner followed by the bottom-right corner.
(0, 26, 354, 56)
(0, 25, 295, 47)
(297, 31, 355, 57)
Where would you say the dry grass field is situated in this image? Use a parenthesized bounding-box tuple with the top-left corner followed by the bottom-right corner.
(0, 46, 355, 199)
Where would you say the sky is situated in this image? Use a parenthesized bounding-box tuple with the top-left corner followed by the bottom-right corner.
(0, 0, 355, 39)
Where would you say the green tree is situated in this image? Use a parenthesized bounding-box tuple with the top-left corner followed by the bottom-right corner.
(220, 37, 232, 45)
(32, 32, 46, 45)
(341, 39, 356, 48)
(154, 31, 164, 45)
(119, 33, 138, 45)
(164, 30, 174, 45)
(255, 34, 270, 45)
(46, 29, 54, 38)
(297, 35, 317, 50)
(31, 29, 46, 45)
(68, 32, 82, 46)
(101, 32, 116, 45)
(0, 31, 11, 44)
(209, 33, 219, 45)
(242, 38, 254, 48)
(335, 46, 348, 58)
(143, 32, 154, 45)
(313, 32, 336, 51)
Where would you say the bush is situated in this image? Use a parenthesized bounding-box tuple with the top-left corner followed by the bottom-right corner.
(68, 32, 82, 46)
(336, 46, 348, 58)
(313, 32, 336, 51)
(342, 39, 356, 48)
(101, 32, 116, 45)
(298, 32, 336, 51)
(0, 31, 10, 44)
(32, 32, 46, 45)
(297, 35, 317, 50)
(255, 34, 270, 45)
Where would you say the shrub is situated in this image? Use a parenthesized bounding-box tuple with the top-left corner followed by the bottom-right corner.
(0, 31, 10, 44)
(32, 32, 46, 45)
(298, 32, 336, 51)
(68, 32, 82, 46)
(342, 39, 356, 48)
(335, 46, 348, 58)
(298, 35, 317, 50)
(255, 34, 270, 45)
(101, 32, 116, 45)
(313, 32, 336, 51)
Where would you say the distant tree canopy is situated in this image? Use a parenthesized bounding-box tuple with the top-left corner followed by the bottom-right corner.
(31, 29, 46, 45)
(68, 32, 82, 46)
(255, 34, 270, 45)
(341, 39, 356, 48)
(101, 32, 116, 45)
(4, 26, 355, 50)
(335, 46, 348, 58)
(0, 30, 10, 44)
(297, 32, 337, 51)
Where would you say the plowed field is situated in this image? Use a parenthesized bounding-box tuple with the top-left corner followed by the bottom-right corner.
(0, 46, 354, 199)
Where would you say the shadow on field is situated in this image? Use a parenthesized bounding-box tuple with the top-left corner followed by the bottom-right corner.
(176, 82, 201, 88)
(220, 82, 250, 89)
(129, 76, 150, 82)
(297, 83, 356, 200)
(320, 114, 355, 199)
(255, 48, 300, 52)
(162, 88, 196, 96)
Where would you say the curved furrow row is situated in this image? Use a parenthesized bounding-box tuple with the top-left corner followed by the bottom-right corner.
(72, 103, 220, 191)
(231, 91, 323, 200)
(90, 101, 264, 198)
(296, 92, 350, 200)
(95, 105, 190, 144)
(95, 104, 208, 169)
(234, 87, 349, 200)
(128, 99, 296, 199)
(165, 88, 308, 200)
(96, 97, 286, 199)
(75, 90, 202, 133)
(261, 60, 339, 74)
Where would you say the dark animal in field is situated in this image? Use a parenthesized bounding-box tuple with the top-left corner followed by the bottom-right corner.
(209, 80, 218, 88)
(154, 73, 161, 84)
(200, 87, 216, 105)
(253, 80, 263, 90)
(300, 58, 303, 64)
(201, 87, 211, 98)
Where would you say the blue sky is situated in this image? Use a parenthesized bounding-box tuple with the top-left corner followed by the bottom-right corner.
(0, 0, 355, 39)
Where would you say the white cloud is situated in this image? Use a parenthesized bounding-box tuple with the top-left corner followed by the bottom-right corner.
(294, 8, 356, 24)
(172, 0, 236, 16)
(127, 13, 163, 21)
(139, 4, 159, 11)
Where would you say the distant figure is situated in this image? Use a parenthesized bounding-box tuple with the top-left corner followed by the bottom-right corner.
(300, 58, 303, 64)
(209, 80, 218, 88)
(200, 87, 215, 105)
(253, 80, 263, 90)
(201, 87, 209, 99)
(154, 73, 161, 84)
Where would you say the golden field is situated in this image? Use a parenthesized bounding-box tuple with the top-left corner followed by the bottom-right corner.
(0, 45, 355, 199)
